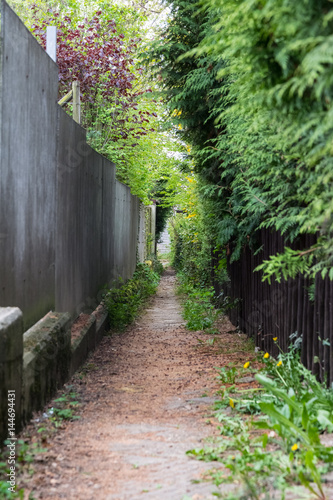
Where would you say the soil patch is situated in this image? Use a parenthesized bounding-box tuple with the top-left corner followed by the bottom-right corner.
(18, 268, 252, 500)
(71, 314, 91, 343)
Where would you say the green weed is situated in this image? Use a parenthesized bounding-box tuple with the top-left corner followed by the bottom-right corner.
(104, 262, 161, 331)
(0, 388, 80, 498)
(0, 439, 46, 499)
(177, 272, 220, 333)
(49, 392, 81, 427)
(216, 364, 239, 385)
(188, 337, 333, 499)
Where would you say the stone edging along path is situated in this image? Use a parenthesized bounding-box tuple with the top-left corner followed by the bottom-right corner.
(18, 268, 252, 500)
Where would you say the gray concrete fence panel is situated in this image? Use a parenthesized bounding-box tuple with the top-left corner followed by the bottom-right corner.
(113, 181, 138, 282)
(0, 1, 58, 329)
(55, 109, 105, 317)
(101, 157, 117, 287)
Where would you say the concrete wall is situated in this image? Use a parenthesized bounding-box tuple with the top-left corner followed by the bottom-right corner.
(22, 311, 71, 425)
(0, 1, 144, 327)
(0, 1, 58, 328)
(1, 304, 108, 443)
(113, 181, 140, 282)
(56, 110, 105, 317)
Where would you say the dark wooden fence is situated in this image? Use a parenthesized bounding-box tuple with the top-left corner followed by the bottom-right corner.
(223, 229, 333, 384)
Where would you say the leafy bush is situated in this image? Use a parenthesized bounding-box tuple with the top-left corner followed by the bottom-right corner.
(169, 174, 229, 291)
(10, 0, 184, 205)
(104, 262, 161, 330)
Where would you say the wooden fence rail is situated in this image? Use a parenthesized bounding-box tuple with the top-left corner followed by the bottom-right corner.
(223, 229, 333, 384)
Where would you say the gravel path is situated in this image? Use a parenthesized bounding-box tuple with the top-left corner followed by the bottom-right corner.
(20, 268, 240, 500)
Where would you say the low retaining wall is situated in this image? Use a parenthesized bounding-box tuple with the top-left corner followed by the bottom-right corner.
(1, 304, 110, 444)
(22, 312, 71, 425)
(0, 308, 23, 442)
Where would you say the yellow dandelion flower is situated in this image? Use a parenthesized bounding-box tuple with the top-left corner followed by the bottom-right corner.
(229, 398, 235, 408)
(178, 124, 182, 130)
(264, 353, 270, 359)
(243, 361, 250, 369)
(277, 360, 282, 367)
(291, 444, 298, 452)
(273, 337, 278, 341)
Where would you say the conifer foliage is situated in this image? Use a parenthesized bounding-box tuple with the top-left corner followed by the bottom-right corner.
(146, 0, 333, 282)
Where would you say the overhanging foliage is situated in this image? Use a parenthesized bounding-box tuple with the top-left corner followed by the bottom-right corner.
(146, 0, 333, 282)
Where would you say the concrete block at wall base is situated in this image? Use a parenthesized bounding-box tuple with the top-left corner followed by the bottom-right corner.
(96, 312, 109, 344)
(22, 312, 71, 425)
(70, 305, 109, 377)
(0, 307, 23, 445)
(92, 305, 109, 345)
(70, 315, 96, 377)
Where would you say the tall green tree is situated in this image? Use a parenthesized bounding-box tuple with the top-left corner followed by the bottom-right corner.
(146, 0, 333, 280)
(197, 0, 333, 279)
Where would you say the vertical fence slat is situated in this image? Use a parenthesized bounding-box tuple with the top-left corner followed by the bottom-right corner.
(329, 281, 333, 386)
(222, 228, 330, 381)
(312, 275, 320, 378)
(323, 277, 330, 384)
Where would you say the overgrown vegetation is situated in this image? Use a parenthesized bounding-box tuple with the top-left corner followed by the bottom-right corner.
(145, 0, 333, 283)
(177, 272, 220, 333)
(188, 338, 333, 499)
(169, 171, 228, 289)
(104, 260, 162, 331)
(168, 171, 231, 334)
(4, 1, 333, 493)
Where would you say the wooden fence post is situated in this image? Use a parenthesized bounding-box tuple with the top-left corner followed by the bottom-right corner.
(72, 81, 81, 125)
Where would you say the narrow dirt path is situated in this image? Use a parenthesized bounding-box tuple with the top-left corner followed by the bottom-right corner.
(21, 268, 247, 500)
